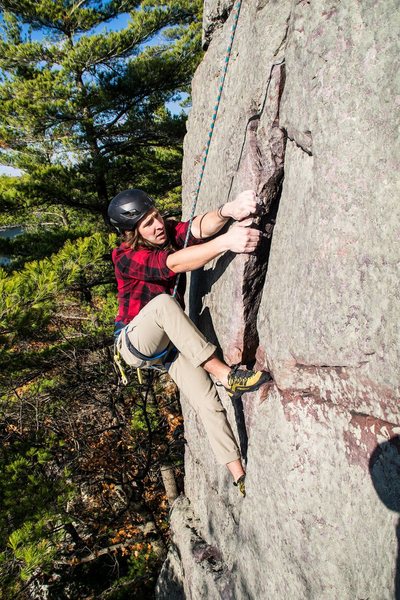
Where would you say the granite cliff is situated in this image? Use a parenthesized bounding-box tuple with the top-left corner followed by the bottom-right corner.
(157, 1, 400, 598)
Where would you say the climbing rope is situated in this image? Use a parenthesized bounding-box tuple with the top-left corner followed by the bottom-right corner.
(172, 0, 243, 297)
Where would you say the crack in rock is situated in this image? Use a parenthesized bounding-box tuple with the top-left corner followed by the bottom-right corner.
(236, 61, 287, 364)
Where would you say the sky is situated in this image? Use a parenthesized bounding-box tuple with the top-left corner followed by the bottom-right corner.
(0, 9, 189, 176)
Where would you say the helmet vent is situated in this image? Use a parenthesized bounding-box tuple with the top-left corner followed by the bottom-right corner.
(122, 209, 140, 217)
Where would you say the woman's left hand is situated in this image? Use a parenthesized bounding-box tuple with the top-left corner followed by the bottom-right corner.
(223, 190, 258, 221)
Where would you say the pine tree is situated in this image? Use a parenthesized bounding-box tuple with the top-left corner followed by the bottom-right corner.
(0, 0, 203, 222)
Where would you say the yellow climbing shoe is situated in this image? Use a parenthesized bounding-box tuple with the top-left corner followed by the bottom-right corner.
(226, 367, 271, 398)
(233, 474, 246, 497)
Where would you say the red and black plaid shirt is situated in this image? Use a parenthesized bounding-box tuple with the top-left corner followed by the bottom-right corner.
(112, 220, 202, 325)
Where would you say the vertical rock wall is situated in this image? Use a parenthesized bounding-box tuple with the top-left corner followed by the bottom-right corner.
(157, 1, 400, 598)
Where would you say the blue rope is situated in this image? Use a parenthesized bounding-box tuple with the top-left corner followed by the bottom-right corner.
(172, 0, 243, 297)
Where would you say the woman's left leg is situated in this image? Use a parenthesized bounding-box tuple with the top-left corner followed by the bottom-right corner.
(118, 294, 216, 368)
(168, 350, 242, 469)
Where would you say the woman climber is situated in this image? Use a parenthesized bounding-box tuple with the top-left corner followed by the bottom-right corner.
(108, 188, 271, 495)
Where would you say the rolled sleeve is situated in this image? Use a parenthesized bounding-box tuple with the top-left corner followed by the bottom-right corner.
(171, 220, 204, 248)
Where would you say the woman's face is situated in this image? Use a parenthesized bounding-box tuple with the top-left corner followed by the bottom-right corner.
(137, 208, 167, 246)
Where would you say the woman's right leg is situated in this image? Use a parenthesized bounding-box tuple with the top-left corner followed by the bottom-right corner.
(168, 351, 241, 466)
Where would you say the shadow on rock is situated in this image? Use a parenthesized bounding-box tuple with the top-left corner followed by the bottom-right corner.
(191, 305, 221, 352)
(188, 249, 236, 325)
(231, 395, 248, 463)
(369, 435, 400, 599)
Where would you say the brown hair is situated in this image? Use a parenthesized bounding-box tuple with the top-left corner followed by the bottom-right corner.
(122, 228, 144, 251)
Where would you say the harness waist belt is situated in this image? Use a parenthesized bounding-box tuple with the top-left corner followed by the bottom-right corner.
(124, 329, 172, 362)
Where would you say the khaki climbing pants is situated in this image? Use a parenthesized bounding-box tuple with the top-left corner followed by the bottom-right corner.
(116, 294, 240, 465)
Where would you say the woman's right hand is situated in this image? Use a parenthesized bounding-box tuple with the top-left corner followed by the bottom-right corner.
(223, 219, 261, 254)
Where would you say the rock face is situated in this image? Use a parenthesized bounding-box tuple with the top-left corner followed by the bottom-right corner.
(157, 1, 400, 598)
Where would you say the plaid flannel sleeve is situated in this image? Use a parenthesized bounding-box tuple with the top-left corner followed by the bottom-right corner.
(172, 220, 204, 248)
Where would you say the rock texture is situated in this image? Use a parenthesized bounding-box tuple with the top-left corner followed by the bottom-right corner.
(157, 1, 400, 598)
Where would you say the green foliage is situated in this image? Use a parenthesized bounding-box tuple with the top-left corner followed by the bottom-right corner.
(7, 519, 60, 582)
(131, 401, 158, 433)
(0, 443, 71, 538)
(0, 228, 87, 267)
(126, 543, 158, 582)
(0, 432, 74, 591)
(0, 0, 203, 218)
(0, 231, 116, 335)
(104, 543, 159, 600)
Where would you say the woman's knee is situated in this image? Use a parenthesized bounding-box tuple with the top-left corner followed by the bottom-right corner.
(150, 294, 183, 319)
(151, 293, 179, 309)
(137, 294, 179, 320)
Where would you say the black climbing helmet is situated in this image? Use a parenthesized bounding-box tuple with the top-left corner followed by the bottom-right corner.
(107, 189, 155, 231)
